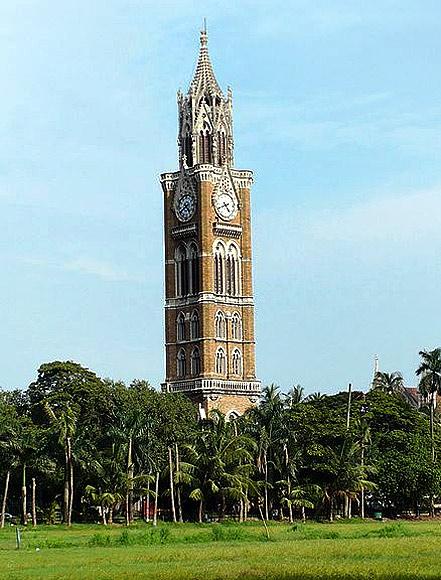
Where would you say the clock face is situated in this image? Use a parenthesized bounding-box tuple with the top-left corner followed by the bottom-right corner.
(176, 192, 196, 222)
(213, 192, 237, 221)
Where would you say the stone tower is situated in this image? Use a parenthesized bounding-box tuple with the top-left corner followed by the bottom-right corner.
(160, 29, 261, 418)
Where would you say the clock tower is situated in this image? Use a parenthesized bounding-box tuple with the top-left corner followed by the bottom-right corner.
(160, 29, 261, 418)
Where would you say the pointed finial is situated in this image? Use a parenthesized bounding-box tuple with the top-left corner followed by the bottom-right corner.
(200, 19, 208, 46)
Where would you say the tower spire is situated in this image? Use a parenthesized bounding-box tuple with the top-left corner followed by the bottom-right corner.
(189, 26, 222, 96)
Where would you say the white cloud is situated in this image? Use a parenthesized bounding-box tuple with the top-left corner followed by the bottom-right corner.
(255, 186, 441, 276)
(309, 187, 441, 243)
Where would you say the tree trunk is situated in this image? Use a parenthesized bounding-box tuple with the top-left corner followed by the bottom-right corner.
(153, 471, 159, 526)
(329, 497, 334, 522)
(431, 390, 436, 462)
(67, 437, 73, 526)
(198, 499, 203, 523)
(168, 447, 176, 523)
(264, 453, 269, 521)
(361, 487, 365, 519)
(63, 444, 69, 524)
(146, 479, 150, 522)
(108, 505, 114, 525)
(31, 478, 37, 527)
(125, 493, 130, 527)
(430, 393, 435, 517)
(1, 470, 10, 528)
(301, 505, 306, 523)
(175, 444, 183, 523)
(361, 444, 365, 519)
(258, 504, 270, 540)
(127, 436, 133, 525)
(220, 493, 226, 521)
(101, 504, 107, 526)
(287, 475, 293, 523)
(22, 463, 27, 526)
(244, 491, 248, 522)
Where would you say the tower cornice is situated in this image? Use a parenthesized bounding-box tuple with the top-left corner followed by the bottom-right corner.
(160, 166, 253, 191)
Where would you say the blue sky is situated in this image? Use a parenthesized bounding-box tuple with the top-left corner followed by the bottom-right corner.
(1, 1, 441, 394)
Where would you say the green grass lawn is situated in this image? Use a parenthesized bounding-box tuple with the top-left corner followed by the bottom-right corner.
(1, 520, 441, 579)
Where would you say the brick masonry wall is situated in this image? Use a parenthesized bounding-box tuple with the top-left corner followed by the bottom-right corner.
(162, 170, 258, 414)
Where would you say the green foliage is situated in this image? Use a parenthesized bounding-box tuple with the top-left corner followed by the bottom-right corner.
(2, 352, 441, 526)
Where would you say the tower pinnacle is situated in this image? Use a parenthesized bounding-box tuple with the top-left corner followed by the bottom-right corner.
(177, 30, 234, 167)
(189, 28, 223, 96)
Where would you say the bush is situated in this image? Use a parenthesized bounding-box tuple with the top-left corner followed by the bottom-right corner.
(88, 533, 112, 547)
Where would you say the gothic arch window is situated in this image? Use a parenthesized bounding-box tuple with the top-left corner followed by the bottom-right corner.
(215, 347, 227, 375)
(184, 124, 193, 167)
(232, 348, 243, 375)
(199, 122, 212, 164)
(226, 243, 240, 296)
(218, 129, 227, 165)
(215, 311, 226, 339)
(188, 242, 199, 295)
(175, 244, 188, 297)
(176, 312, 186, 342)
(231, 312, 242, 340)
(190, 310, 200, 340)
(214, 241, 225, 294)
(190, 347, 201, 376)
(177, 348, 186, 378)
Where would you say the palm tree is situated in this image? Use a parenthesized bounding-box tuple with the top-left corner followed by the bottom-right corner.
(416, 349, 441, 463)
(0, 418, 20, 528)
(279, 483, 321, 522)
(250, 384, 284, 520)
(372, 371, 404, 395)
(305, 392, 327, 402)
(285, 384, 304, 408)
(185, 410, 256, 522)
(84, 485, 123, 526)
(44, 396, 78, 526)
(324, 440, 376, 521)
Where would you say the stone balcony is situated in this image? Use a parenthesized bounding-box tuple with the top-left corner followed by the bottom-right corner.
(162, 378, 261, 396)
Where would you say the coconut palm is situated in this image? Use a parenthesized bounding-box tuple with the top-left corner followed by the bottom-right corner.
(324, 439, 376, 521)
(185, 410, 256, 522)
(305, 392, 327, 402)
(279, 483, 322, 522)
(372, 371, 404, 395)
(249, 385, 285, 519)
(416, 349, 441, 459)
(285, 384, 304, 407)
(44, 396, 78, 526)
(0, 416, 20, 527)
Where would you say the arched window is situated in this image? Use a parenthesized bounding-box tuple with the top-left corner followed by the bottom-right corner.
(215, 311, 226, 339)
(214, 241, 225, 294)
(199, 122, 212, 164)
(190, 311, 200, 340)
(188, 243, 199, 295)
(218, 130, 227, 165)
(191, 347, 201, 376)
(176, 312, 186, 342)
(226, 243, 240, 296)
(177, 348, 186, 378)
(231, 312, 242, 340)
(232, 348, 242, 375)
(175, 244, 188, 297)
(184, 125, 193, 167)
(215, 348, 227, 375)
